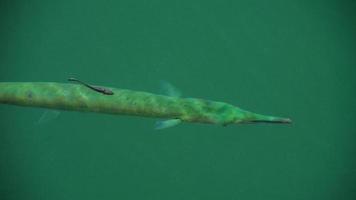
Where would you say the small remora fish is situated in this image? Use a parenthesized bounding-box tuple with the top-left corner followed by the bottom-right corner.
(68, 77, 114, 95)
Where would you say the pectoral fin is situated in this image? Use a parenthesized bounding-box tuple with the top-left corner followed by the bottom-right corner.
(160, 81, 182, 97)
(155, 119, 182, 130)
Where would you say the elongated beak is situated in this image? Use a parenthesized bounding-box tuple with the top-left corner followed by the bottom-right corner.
(249, 117, 292, 124)
(236, 109, 292, 124)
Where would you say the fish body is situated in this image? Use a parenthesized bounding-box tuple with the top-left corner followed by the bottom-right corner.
(0, 82, 291, 126)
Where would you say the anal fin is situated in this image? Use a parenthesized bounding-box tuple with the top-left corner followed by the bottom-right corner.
(37, 110, 61, 125)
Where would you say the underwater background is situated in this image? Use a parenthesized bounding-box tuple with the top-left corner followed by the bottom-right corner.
(0, 0, 355, 199)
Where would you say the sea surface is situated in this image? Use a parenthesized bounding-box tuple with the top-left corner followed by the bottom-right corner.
(1, 1, 355, 199)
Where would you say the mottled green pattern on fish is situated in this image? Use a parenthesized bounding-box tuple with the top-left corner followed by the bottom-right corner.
(0, 82, 291, 126)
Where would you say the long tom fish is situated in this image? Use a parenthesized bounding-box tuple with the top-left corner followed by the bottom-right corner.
(0, 80, 291, 129)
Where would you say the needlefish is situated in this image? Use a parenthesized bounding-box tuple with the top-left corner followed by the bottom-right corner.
(0, 78, 291, 129)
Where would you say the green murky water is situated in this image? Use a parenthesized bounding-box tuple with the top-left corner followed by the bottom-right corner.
(1, 1, 355, 199)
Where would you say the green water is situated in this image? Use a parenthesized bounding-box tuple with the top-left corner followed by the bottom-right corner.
(1, 0, 355, 199)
